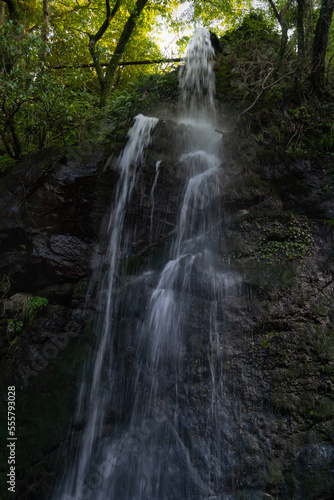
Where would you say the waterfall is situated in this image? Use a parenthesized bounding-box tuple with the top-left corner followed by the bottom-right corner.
(53, 114, 159, 500)
(54, 28, 240, 500)
(149, 160, 161, 242)
(179, 27, 216, 119)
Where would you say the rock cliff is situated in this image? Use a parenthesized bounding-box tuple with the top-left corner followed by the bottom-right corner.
(1, 61, 334, 499)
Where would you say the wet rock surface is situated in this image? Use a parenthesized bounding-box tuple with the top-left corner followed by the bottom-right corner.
(0, 119, 334, 499)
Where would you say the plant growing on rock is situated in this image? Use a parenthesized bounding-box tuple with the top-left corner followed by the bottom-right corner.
(26, 295, 48, 323)
(233, 213, 316, 265)
(5, 295, 48, 347)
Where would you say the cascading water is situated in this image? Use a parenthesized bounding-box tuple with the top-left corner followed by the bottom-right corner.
(54, 28, 240, 500)
(149, 160, 161, 243)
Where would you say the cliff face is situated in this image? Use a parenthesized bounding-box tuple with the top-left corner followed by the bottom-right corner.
(0, 79, 334, 499)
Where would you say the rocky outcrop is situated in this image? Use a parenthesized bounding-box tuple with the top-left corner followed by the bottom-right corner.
(0, 117, 334, 499)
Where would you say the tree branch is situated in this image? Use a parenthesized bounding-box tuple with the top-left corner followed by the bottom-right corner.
(0, 125, 14, 158)
(48, 117, 89, 144)
(1, 0, 18, 20)
(280, 0, 293, 17)
(89, 0, 121, 88)
(266, 0, 281, 22)
(101, 0, 150, 105)
(216, 68, 295, 134)
(50, 57, 184, 69)
(235, 67, 275, 125)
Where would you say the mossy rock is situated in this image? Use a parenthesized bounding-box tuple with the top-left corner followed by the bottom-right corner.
(240, 261, 298, 290)
(284, 443, 334, 500)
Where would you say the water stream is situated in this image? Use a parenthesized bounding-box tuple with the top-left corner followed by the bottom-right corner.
(54, 28, 240, 500)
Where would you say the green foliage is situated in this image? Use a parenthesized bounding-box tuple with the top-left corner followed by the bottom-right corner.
(5, 295, 48, 348)
(255, 216, 315, 263)
(0, 0, 332, 168)
(318, 125, 334, 153)
(233, 213, 316, 265)
(0, 21, 97, 159)
(223, 10, 279, 45)
(7, 319, 24, 335)
(0, 0, 186, 162)
(261, 330, 278, 349)
(284, 102, 334, 156)
(26, 296, 48, 323)
(108, 88, 143, 123)
(191, 0, 251, 32)
(96, 71, 178, 134)
(6, 319, 24, 349)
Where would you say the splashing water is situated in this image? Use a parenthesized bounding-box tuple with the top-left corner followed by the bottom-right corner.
(54, 28, 240, 500)
(150, 160, 161, 242)
(179, 28, 216, 119)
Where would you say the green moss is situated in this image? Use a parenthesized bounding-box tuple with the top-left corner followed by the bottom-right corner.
(254, 461, 284, 489)
(241, 261, 298, 290)
(260, 330, 279, 349)
(313, 398, 334, 421)
(268, 324, 334, 427)
(270, 390, 297, 413)
(215, 61, 233, 92)
(239, 178, 274, 189)
(303, 465, 332, 499)
(231, 212, 315, 266)
(309, 302, 329, 316)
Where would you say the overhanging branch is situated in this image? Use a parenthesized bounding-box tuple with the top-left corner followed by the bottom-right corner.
(50, 58, 185, 70)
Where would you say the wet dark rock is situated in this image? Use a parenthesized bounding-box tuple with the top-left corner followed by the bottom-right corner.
(0, 114, 334, 500)
(36, 283, 74, 305)
(261, 159, 334, 218)
(0, 144, 120, 292)
(283, 443, 334, 499)
(31, 233, 90, 278)
(210, 31, 221, 54)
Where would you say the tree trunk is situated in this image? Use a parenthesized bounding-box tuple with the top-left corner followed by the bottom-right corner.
(267, 0, 292, 77)
(100, 0, 150, 106)
(275, 18, 289, 77)
(0, 126, 14, 158)
(88, 0, 121, 92)
(296, 0, 305, 79)
(41, 0, 50, 64)
(0, 2, 5, 25)
(2, 0, 19, 22)
(310, 0, 334, 90)
(304, 0, 314, 56)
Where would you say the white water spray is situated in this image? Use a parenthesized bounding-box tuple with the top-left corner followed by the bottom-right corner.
(150, 160, 161, 242)
(179, 28, 216, 119)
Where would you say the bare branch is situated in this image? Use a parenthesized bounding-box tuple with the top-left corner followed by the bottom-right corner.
(266, 0, 281, 22)
(51, 57, 184, 69)
(235, 67, 275, 125)
(280, 0, 293, 17)
(216, 68, 295, 134)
